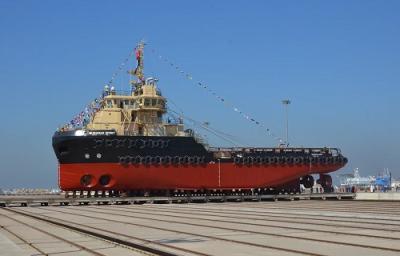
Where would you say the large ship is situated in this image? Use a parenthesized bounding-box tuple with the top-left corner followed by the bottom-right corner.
(52, 42, 347, 196)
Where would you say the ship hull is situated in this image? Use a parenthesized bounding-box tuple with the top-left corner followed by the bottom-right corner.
(58, 162, 342, 191)
(53, 131, 347, 191)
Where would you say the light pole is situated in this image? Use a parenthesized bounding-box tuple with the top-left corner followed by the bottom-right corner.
(282, 99, 291, 146)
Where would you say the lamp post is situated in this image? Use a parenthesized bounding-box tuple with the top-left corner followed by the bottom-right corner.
(282, 99, 291, 146)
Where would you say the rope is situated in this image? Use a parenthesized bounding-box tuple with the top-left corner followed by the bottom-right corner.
(168, 108, 243, 147)
(167, 98, 244, 145)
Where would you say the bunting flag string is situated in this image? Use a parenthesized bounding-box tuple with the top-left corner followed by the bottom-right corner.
(107, 48, 135, 86)
(59, 46, 138, 131)
(149, 46, 284, 144)
(58, 95, 103, 131)
(58, 42, 284, 145)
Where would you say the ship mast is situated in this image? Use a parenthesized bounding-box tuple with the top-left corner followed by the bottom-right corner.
(85, 41, 185, 137)
(129, 41, 145, 92)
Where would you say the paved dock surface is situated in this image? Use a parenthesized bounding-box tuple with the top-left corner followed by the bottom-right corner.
(1, 200, 400, 256)
(0, 193, 356, 206)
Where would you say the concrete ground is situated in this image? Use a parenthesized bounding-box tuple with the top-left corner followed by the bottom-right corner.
(356, 191, 400, 200)
(1, 200, 400, 256)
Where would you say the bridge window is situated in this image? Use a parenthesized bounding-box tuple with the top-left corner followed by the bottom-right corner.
(152, 99, 157, 106)
(106, 100, 112, 108)
(144, 98, 150, 106)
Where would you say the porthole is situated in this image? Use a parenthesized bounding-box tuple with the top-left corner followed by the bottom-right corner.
(99, 175, 111, 186)
(80, 175, 93, 187)
(84, 153, 90, 159)
(96, 153, 102, 159)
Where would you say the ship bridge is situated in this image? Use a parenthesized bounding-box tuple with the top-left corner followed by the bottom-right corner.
(86, 41, 186, 137)
(87, 79, 185, 137)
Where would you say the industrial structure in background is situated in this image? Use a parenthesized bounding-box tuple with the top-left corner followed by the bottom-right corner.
(339, 168, 398, 192)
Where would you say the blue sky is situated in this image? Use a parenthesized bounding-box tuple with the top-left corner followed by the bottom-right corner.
(0, 1, 399, 188)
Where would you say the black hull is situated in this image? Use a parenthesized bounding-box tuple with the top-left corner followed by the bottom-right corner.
(52, 131, 347, 166)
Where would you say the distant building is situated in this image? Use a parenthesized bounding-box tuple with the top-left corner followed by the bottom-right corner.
(392, 178, 400, 191)
(339, 168, 394, 192)
(375, 168, 391, 191)
(339, 168, 374, 192)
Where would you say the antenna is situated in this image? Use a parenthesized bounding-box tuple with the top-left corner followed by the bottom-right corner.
(282, 99, 291, 146)
(129, 40, 146, 91)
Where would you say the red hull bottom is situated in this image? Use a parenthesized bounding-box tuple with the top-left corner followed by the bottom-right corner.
(59, 163, 342, 191)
